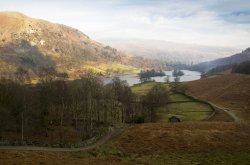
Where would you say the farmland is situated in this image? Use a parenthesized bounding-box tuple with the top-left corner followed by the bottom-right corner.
(131, 82, 214, 122)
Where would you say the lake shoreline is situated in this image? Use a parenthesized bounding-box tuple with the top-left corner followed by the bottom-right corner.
(103, 70, 201, 86)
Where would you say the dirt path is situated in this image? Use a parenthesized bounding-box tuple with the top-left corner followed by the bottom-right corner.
(208, 102, 241, 122)
(0, 126, 125, 152)
(180, 92, 240, 122)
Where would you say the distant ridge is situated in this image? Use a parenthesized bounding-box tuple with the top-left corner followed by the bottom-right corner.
(190, 48, 250, 73)
(100, 38, 241, 64)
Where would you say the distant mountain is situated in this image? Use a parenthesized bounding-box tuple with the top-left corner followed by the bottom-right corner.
(0, 12, 166, 79)
(191, 48, 250, 73)
(99, 38, 241, 65)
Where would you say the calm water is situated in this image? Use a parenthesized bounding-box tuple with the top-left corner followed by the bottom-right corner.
(103, 70, 201, 86)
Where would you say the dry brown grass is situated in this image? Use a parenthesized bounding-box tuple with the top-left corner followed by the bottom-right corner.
(186, 73, 250, 121)
(0, 150, 127, 165)
(116, 122, 250, 155)
(2, 122, 250, 164)
(207, 109, 234, 122)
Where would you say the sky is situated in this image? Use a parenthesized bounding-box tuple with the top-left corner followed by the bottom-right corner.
(0, 0, 250, 47)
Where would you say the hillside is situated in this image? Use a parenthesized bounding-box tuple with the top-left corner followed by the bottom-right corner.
(2, 122, 250, 165)
(191, 48, 250, 73)
(185, 74, 250, 121)
(100, 38, 241, 65)
(117, 122, 250, 155)
(0, 12, 166, 79)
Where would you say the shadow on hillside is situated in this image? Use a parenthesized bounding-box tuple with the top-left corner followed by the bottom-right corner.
(0, 39, 55, 75)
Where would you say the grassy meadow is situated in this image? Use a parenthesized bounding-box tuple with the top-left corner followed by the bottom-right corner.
(131, 82, 169, 96)
(157, 102, 213, 122)
(131, 82, 214, 122)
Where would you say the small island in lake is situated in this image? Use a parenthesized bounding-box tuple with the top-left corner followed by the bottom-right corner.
(172, 70, 184, 77)
(139, 69, 166, 82)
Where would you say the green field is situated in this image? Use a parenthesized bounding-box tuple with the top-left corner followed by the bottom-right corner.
(157, 102, 213, 122)
(131, 82, 214, 122)
(169, 93, 193, 101)
(82, 63, 139, 76)
(131, 82, 169, 96)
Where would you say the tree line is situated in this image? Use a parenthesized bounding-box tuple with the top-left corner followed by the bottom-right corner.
(232, 61, 250, 75)
(0, 69, 169, 146)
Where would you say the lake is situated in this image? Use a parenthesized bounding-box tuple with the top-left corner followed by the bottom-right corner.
(103, 70, 201, 86)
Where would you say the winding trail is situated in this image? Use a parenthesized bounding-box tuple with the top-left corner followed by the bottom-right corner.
(208, 102, 241, 122)
(178, 92, 240, 122)
(0, 126, 127, 152)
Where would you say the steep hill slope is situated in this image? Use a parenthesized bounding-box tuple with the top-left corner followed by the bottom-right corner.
(191, 48, 250, 73)
(185, 74, 250, 121)
(0, 12, 165, 79)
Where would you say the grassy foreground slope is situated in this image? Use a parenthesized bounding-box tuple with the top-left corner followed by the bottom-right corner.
(0, 151, 127, 165)
(1, 122, 250, 165)
(116, 122, 250, 155)
(115, 122, 250, 164)
(186, 74, 250, 121)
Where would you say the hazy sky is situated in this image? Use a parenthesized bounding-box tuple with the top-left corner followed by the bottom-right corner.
(1, 0, 250, 47)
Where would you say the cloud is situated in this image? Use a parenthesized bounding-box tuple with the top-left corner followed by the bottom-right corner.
(0, 0, 250, 47)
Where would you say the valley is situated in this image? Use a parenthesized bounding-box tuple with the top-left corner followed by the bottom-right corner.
(1, 47, 249, 164)
(1, 2, 250, 164)
(103, 70, 201, 86)
(100, 38, 241, 64)
(2, 74, 249, 164)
